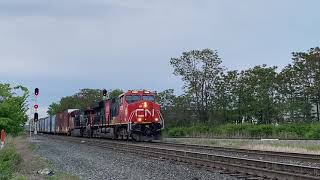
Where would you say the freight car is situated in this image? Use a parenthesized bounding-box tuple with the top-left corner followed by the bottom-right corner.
(38, 90, 164, 141)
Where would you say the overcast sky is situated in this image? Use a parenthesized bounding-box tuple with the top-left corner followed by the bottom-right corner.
(1, 0, 319, 117)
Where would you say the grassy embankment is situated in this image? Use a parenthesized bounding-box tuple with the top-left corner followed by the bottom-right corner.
(164, 123, 320, 139)
(0, 137, 22, 179)
(0, 134, 77, 180)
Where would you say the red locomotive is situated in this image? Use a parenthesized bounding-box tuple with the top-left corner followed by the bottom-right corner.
(37, 90, 164, 141)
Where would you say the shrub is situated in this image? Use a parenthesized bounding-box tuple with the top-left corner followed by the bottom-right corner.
(167, 127, 186, 137)
(165, 122, 320, 139)
(0, 145, 22, 179)
(305, 124, 320, 139)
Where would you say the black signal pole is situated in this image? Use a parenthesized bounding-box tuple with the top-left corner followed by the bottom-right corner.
(34, 88, 39, 135)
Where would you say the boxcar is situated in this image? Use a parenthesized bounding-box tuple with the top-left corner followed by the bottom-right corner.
(45, 117, 50, 133)
(50, 115, 56, 134)
(38, 118, 44, 132)
(56, 109, 78, 135)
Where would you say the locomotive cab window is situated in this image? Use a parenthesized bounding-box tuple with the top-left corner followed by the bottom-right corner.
(126, 95, 141, 103)
(142, 95, 155, 102)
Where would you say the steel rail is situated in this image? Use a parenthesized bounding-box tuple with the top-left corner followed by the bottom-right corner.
(151, 141, 320, 164)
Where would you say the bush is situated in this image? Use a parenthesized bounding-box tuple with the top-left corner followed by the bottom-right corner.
(0, 145, 22, 179)
(167, 127, 186, 137)
(305, 124, 320, 139)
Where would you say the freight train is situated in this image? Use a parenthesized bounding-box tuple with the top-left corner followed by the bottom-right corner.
(37, 90, 164, 141)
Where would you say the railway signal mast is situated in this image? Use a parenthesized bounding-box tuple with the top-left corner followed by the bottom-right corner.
(102, 89, 108, 100)
(34, 88, 39, 135)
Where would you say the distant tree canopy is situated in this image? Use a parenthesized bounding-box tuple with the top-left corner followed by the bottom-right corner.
(46, 47, 320, 128)
(170, 49, 223, 122)
(47, 88, 123, 115)
(0, 83, 28, 135)
(160, 47, 320, 128)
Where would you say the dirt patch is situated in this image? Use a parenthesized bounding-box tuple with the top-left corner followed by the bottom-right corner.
(12, 136, 79, 180)
(13, 136, 48, 180)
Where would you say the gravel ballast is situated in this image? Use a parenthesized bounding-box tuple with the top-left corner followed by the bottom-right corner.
(138, 143, 320, 168)
(32, 136, 238, 180)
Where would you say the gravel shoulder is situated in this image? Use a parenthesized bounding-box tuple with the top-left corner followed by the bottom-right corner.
(32, 135, 238, 180)
(2, 135, 77, 180)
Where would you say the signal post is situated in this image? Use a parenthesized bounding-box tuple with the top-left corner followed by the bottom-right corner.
(33, 88, 39, 135)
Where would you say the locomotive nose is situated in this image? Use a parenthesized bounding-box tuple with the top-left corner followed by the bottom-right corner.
(139, 101, 153, 109)
(143, 102, 148, 108)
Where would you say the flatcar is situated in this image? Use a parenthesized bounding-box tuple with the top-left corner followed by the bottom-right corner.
(37, 90, 164, 141)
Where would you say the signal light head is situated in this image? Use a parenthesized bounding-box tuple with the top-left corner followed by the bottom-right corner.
(34, 113, 38, 121)
(34, 88, 39, 96)
(34, 104, 39, 109)
(102, 89, 107, 96)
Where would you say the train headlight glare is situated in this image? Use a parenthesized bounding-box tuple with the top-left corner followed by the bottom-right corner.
(143, 102, 148, 108)
(155, 118, 159, 121)
(138, 118, 142, 122)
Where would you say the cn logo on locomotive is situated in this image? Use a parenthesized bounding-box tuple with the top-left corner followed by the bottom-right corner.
(135, 109, 155, 117)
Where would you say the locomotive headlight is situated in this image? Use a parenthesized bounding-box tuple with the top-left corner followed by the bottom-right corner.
(138, 118, 142, 122)
(155, 118, 159, 122)
(143, 102, 148, 108)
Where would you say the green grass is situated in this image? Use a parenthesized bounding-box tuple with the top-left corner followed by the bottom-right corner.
(0, 136, 78, 180)
(165, 123, 320, 139)
(0, 144, 22, 180)
(28, 143, 36, 151)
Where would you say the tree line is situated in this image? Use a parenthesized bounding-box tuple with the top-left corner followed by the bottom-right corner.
(158, 47, 320, 128)
(47, 47, 320, 128)
(47, 89, 123, 115)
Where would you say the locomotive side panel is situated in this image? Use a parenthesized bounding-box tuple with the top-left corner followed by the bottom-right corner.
(105, 101, 111, 126)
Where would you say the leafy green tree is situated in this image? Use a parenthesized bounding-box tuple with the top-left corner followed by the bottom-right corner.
(109, 89, 123, 98)
(47, 88, 124, 115)
(277, 64, 307, 122)
(156, 89, 175, 110)
(292, 47, 320, 120)
(156, 89, 196, 127)
(47, 102, 60, 116)
(47, 88, 102, 115)
(213, 70, 239, 123)
(0, 83, 28, 135)
(235, 65, 279, 124)
(170, 49, 224, 122)
(277, 47, 320, 122)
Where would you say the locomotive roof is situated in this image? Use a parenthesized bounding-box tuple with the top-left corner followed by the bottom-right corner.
(120, 90, 156, 97)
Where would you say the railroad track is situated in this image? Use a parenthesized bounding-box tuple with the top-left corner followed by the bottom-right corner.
(39, 135, 320, 180)
(150, 141, 320, 164)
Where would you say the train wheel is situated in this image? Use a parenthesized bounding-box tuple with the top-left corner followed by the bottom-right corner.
(80, 128, 84, 137)
(132, 133, 141, 142)
(122, 128, 129, 141)
(86, 128, 92, 138)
